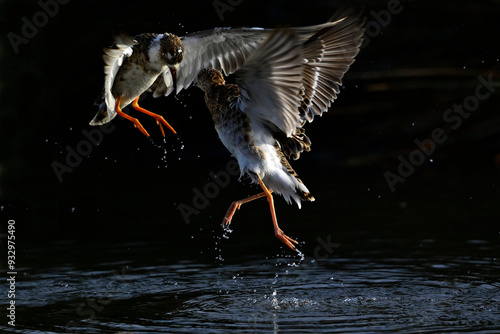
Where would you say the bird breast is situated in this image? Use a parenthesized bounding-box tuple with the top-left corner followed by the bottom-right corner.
(112, 60, 165, 107)
(213, 107, 267, 176)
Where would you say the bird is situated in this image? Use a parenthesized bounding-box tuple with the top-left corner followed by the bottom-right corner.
(195, 10, 365, 251)
(90, 33, 183, 137)
(90, 8, 363, 137)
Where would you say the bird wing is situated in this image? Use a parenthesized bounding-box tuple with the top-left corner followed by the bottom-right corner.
(235, 29, 304, 137)
(299, 8, 365, 122)
(102, 34, 136, 111)
(152, 20, 360, 98)
(173, 27, 271, 94)
(90, 34, 136, 125)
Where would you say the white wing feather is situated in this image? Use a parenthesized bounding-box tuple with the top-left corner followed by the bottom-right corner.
(236, 29, 303, 137)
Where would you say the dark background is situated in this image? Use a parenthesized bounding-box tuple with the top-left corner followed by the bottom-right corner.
(1, 0, 499, 260)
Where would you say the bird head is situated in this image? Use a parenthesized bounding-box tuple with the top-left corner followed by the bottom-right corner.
(159, 33, 183, 92)
(196, 68, 225, 92)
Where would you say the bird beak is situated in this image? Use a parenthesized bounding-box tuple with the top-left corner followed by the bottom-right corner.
(170, 64, 178, 94)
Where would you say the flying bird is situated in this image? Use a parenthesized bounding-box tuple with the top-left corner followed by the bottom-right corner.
(195, 11, 365, 251)
(91, 10, 363, 137)
(91, 33, 182, 137)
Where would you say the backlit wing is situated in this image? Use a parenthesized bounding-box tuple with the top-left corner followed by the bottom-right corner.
(235, 29, 303, 136)
(174, 27, 272, 94)
(299, 8, 365, 122)
(90, 34, 136, 125)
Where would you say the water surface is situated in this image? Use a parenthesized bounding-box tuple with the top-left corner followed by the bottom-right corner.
(4, 239, 499, 333)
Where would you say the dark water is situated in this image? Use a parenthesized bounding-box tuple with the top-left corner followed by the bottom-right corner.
(3, 239, 499, 333)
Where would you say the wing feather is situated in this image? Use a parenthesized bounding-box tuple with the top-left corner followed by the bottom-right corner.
(299, 9, 365, 122)
(174, 28, 270, 94)
(90, 34, 136, 125)
(236, 29, 303, 136)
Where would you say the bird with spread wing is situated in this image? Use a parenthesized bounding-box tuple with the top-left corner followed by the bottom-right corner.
(195, 10, 365, 251)
(90, 8, 363, 138)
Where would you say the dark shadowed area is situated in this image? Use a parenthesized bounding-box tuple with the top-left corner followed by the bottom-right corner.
(0, 0, 499, 333)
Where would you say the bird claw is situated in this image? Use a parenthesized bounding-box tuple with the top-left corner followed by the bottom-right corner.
(275, 228, 299, 251)
(132, 96, 176, 136)
(222, 201, 242, 227)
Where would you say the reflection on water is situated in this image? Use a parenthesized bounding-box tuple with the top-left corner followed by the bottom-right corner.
(3, 239, 499, 333)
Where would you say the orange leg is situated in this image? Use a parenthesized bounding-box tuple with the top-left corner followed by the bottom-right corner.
(257, 177, 298, 251)
(223, 176, 298, 251)
(132, 97, 176, 136)
(114, 96, 150, 137)
(223, 191, 270, 227)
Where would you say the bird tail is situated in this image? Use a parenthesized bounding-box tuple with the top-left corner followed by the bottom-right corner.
(276, 145, 315, 207)
(89, 99, 117, 126)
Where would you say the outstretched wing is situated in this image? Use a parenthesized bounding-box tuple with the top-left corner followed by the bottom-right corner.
(234, 7, 364, 159)
(90, 34, 136, 125)
(299, 8, 365, 122)
(235, 29, 304, 137)
(150, 27, 271, 97)
(151, 19, 361, 98)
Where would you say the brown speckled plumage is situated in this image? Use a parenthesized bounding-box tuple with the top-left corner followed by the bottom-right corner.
(197, 65, 315, 251)
(194, 6, 364, 251)
(198, 69, 265, 163)
(275, 144, 315, 202)
(90, 32, 183, 135)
